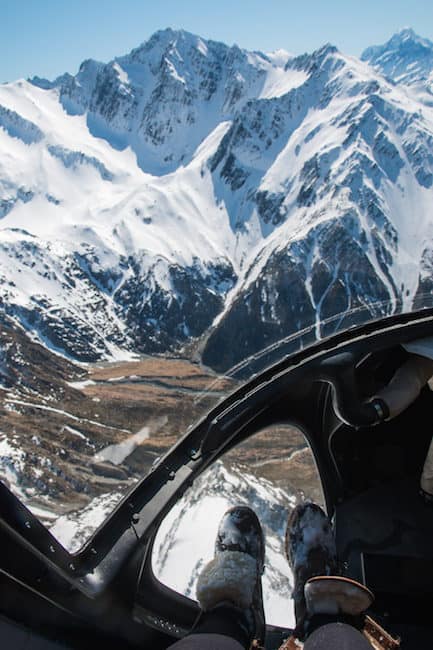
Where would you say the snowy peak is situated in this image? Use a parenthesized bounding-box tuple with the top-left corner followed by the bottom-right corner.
(29, 30, 291, 175)
(289, 43, 339, 68)
(390, 27, 433, 48)
(362, 28, 433, 87)
(127, 28, 212, 62)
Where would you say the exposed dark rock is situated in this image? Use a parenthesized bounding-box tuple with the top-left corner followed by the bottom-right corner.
(202, 212, 394, 373)
(255, 190, 286, 225)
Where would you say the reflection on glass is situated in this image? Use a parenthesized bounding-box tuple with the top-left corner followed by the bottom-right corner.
(0, 352, 237, 552)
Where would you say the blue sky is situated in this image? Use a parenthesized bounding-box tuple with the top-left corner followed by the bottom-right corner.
(2, 0, 433, 83)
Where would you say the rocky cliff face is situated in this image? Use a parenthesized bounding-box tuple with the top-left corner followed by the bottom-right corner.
(202, 44, 433, 369)
(1, 29, 433, 371)
(33, 29, 273, 175)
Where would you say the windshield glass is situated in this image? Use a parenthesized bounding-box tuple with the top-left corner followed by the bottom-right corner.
(1, 24, 433, 553)
(0, 347, 239, 551)
(1, 298, 431, 552)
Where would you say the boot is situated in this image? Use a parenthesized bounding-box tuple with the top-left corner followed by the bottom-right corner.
(286, 503, 377, 641)
(196, 506, 265, 648)
(286, 502, 338, 635)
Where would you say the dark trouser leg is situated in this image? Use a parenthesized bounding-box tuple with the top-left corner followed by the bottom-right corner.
(304, 622, 373, 649)
(168, 634, 243, 650)
(168, 605, 251, 650)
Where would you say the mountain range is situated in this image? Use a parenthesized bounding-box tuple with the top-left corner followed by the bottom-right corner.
(2, 26, 433, 597)
(1, 27, 433, 373)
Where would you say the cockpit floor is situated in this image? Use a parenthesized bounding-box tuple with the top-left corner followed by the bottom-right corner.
(335, 476, 433, 647)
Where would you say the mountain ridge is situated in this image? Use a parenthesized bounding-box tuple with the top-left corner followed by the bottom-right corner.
(1, 28, 433, 370)
(361, 27, 433, 99)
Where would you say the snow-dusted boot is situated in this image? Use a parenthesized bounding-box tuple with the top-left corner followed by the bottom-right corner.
(285, 503, 338, 635)
(286, 503, 376, 642)
(196, 506, 265, 648)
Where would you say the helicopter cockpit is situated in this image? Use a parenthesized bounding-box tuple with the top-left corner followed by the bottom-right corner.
(1, 307, 433, 649)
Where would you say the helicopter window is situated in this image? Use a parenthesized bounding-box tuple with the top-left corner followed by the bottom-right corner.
(0, 356, 237, 553)
(151, 423, 324, 628)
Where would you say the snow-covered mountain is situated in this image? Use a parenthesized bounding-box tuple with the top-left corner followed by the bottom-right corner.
(362, 28, 433, 97)
(31, 29, 289, 177)
(1, 28, 433, 370)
